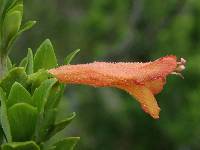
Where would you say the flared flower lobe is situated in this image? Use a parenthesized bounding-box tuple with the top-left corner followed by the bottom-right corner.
(49, 55, 185, 119)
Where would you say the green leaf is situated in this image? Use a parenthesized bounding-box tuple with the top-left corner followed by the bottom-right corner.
(8, 103, 38, 141)
(32, 78, 57, 112)
(6, 21, 36, 51)
(26, 48, 34, 75)
(50, 137, 80, 150)
(1, 0, 22, 23)
(27, 70, 52, 92)
(64, 49, 80, 65)
(7, 82, 32, 107)
(0, 0, 20, 27)
(45, 83, 63, 110)
(0, 1, 25, 56)
(32, 79, 57, 142)
(52, 84, 65, 108)
(6, 56, 12, 71)
(0, 67, 28, 94)
(5, 0, 22, 12)
(1, 141, 40, 150)
(19, 57, 27, 67)
(48, 112, 76, 138)
(19, 20, 36, 33)
(36, 109, 57, 142)
(0, 87, 12, 142)
(2, 10, 22, 43)
(0, 126, 4, 144)
(8, 4, 23, 13)
(34, 39, 57, 72)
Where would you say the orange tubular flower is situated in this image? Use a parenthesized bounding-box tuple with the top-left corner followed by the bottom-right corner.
(48, 55, 186, 119)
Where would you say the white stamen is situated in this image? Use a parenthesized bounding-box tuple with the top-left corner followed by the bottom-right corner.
(176, 65, 185, 72)
(181, 58, 186, 64)
(171, 58, 186, 79)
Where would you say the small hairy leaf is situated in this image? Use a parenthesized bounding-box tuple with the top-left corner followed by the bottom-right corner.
(5, 0, 22, 12)
(0, 67, 28, 95)
(6, 57, 12, 71)
(64, 49, 80, 65)
(8, 4, 23, 13)
(34, 39, 57, 72)
(19, 57, 27, 67)
(1, 141, 40, 150)
(7, 82, 32, 107)
(45, 83, 63, 110)
(19, 20, 36, 33)
(26, 48, 34, 75)
(8, 103, 38, 141)
(32, 79, 57, 142)
(49, 137, 80, 150)
(0, 87, 12, 142)
(2, 10, 22, 43)
(32, 78, 57, 113)
(7, 21, 36, 50)
(48, 112, 76, 138)
(36, 109, 57, 142)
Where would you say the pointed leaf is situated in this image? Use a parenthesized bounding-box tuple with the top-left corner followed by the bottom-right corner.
(1, 10, 22, 56)
(8, 4, 23, 13)
(5, 0, 22, 12)
(6, 21, 36, 51)
(48, 112, 76, 138)
(2, 10, 22, 42)
(0, 87, 12, 142)
(50, 137, 80, 150)
(32, 78, 57, 112)
(0, 0, 19, 26)
(1, 141, 40, 150)
(36, 109, 57, 142)
(0, 67, 28, 94)
(7, 82, 32, 107)
(45, 83, 63, 110)
(19, 57, 27, 67)
(26, 48, 34, 74)
(52, 84, 65, 108)
(64, 49, 80, 65)
(34, 39, 57, 72)
(19, 20, 36, 33)
(8, 103, 38, 141)
(6, 56, 12, 71)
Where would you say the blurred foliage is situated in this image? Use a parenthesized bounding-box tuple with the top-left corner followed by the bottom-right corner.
(10, 0, 200, 150)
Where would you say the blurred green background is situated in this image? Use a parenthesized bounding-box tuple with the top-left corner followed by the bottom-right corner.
(10, 0, 200, 149)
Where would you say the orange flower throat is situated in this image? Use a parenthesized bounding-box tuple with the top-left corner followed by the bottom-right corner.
(48, 55, 186, 119)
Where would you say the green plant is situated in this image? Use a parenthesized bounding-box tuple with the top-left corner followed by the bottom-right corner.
(0, 0, 79, 149)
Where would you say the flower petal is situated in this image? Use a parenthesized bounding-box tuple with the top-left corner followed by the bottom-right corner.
(121, 84, 160, 119)
(145, 78, 166, 95)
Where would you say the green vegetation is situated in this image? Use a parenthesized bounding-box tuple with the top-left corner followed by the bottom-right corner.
(0, 0, 79, 149)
